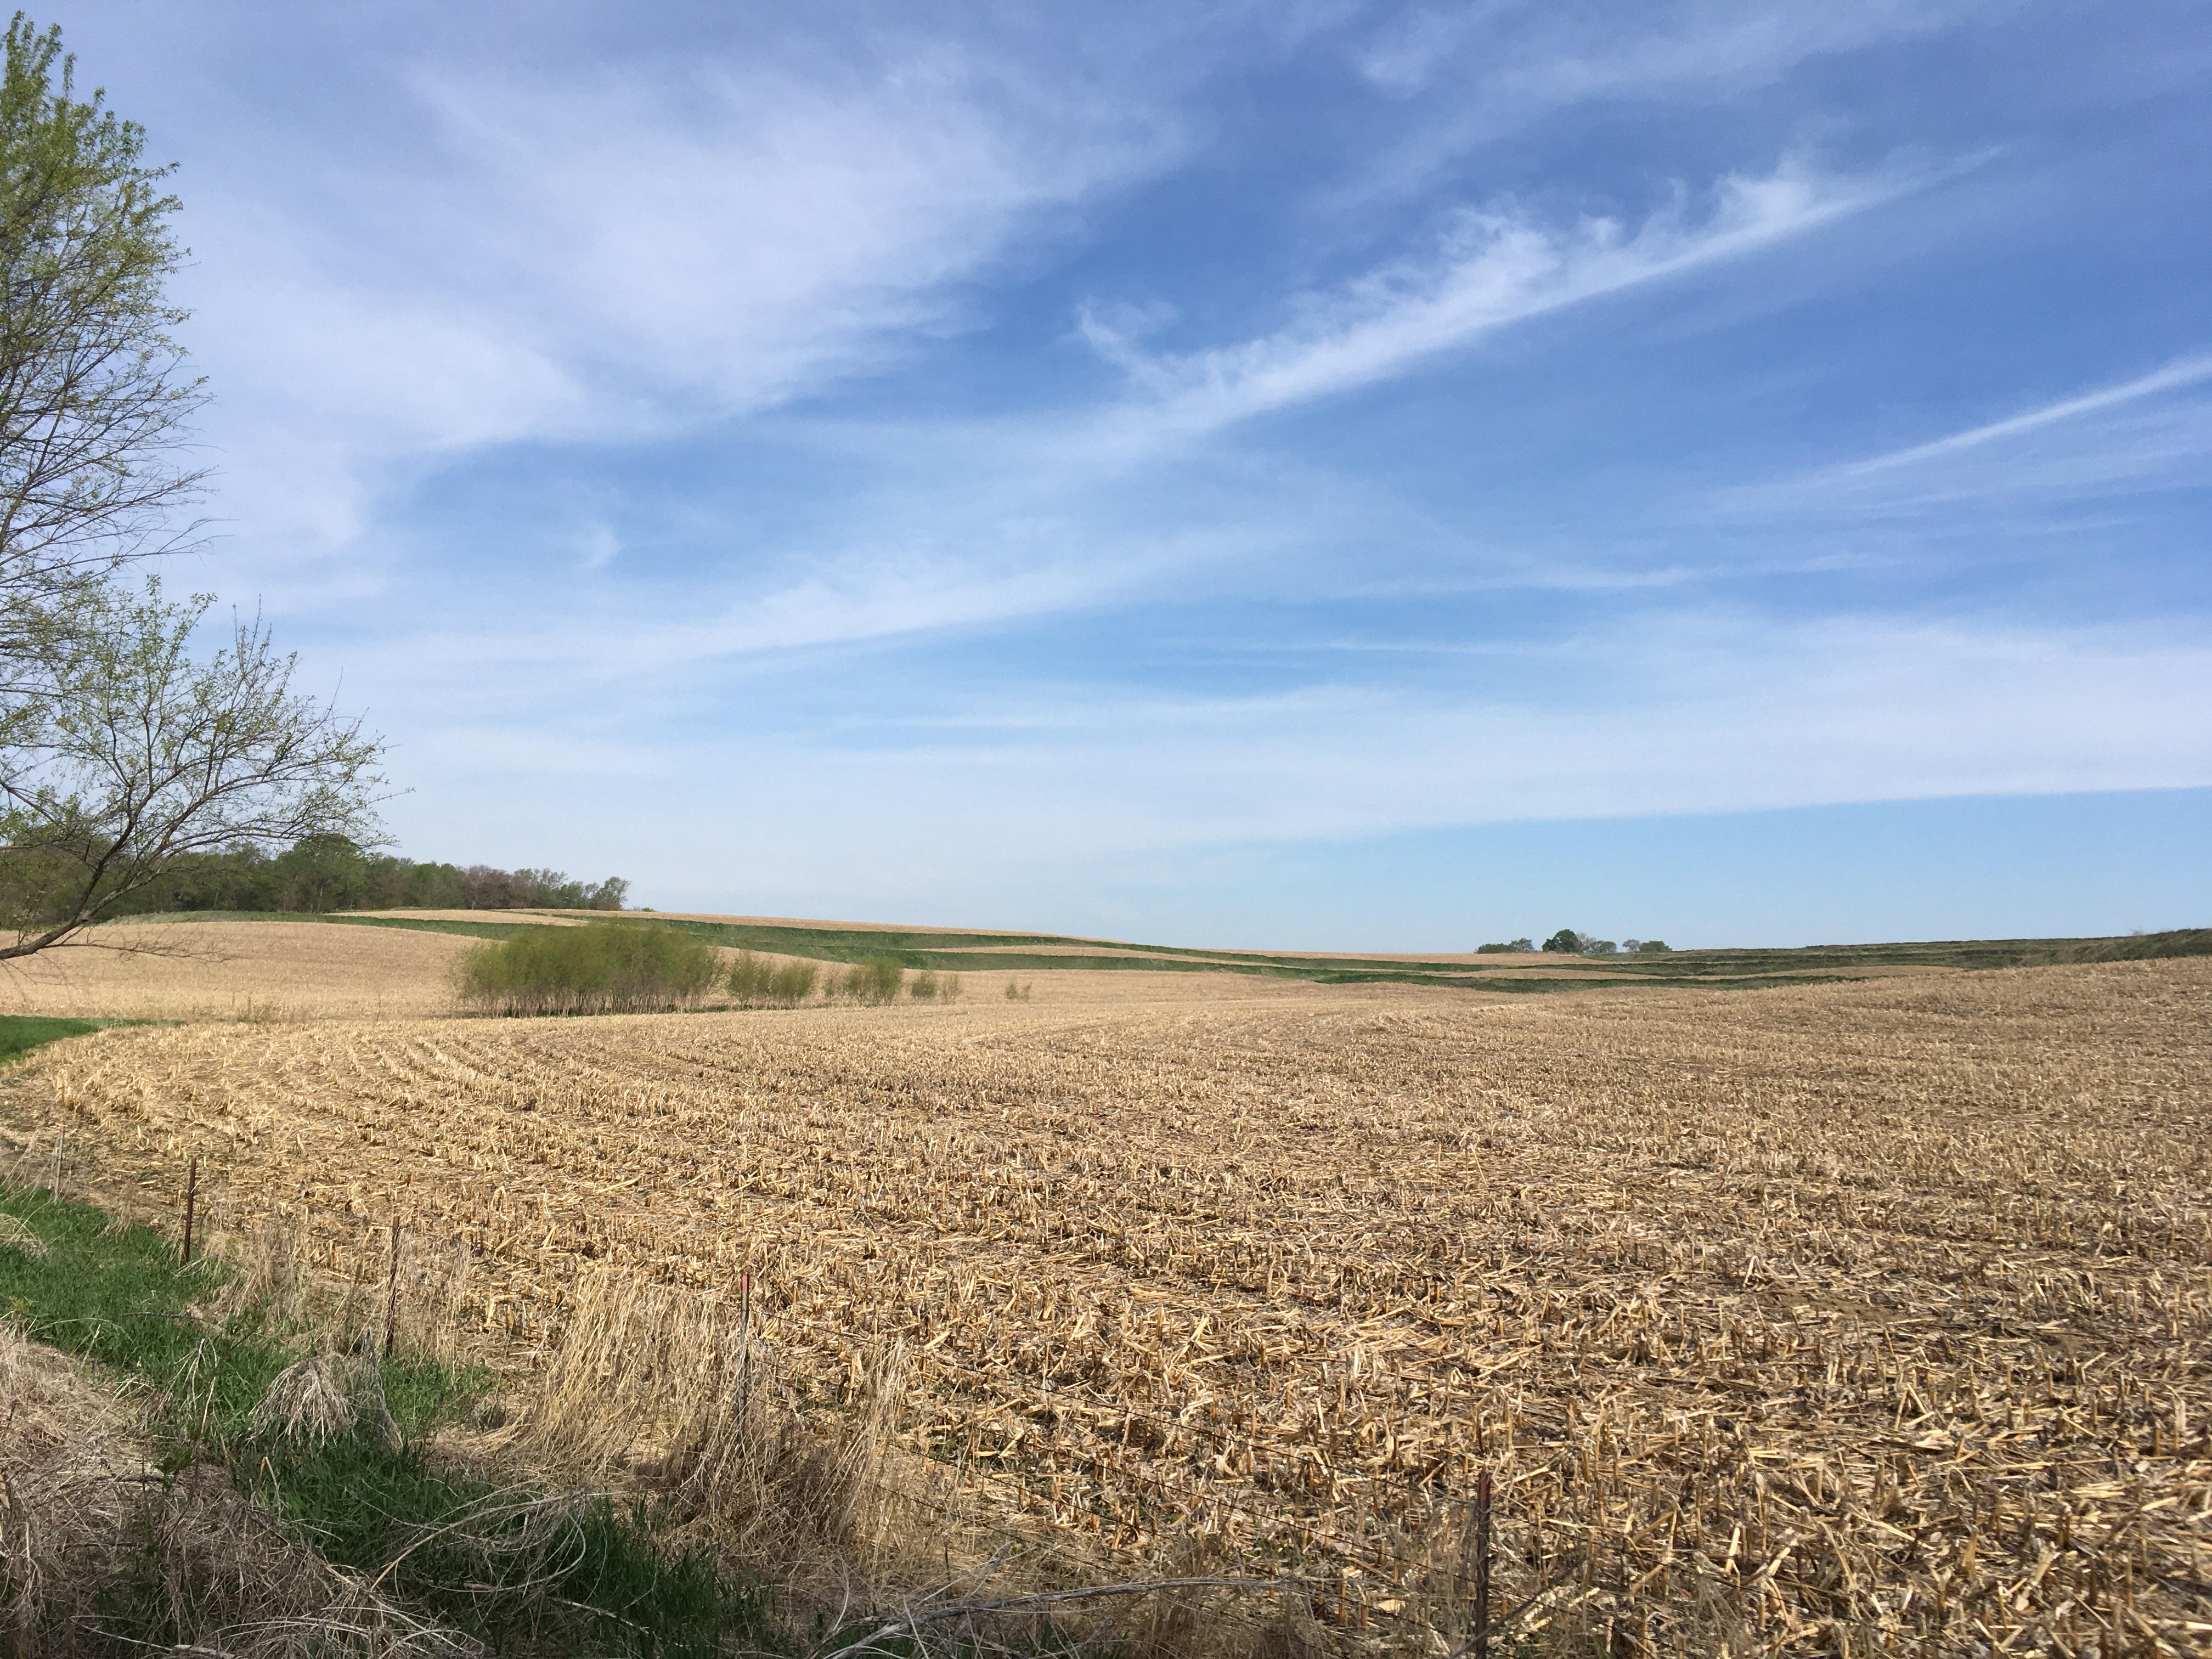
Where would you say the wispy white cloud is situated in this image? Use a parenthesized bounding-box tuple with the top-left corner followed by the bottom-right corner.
(575, 524, 622, 573)
(177, 44, 1183, 577)
(1820, 354, 2212, 477)
(1729, 353, 2212, 517)
(175, 12, 1949, 653)
(1084, 159, 1915, 444)
(378, 608, 2212, 905)
(1344, 1, 1980, 199)
(335, 515, 1273, 725)
(1455, 2, 1974, 106)
(400, 58, 1175, 417)
(1356, 7, 1479, 98)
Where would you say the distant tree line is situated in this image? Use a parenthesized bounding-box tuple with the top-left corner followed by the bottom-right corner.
(1475, 932, 1672, 955)
(92, 835, 628, 918)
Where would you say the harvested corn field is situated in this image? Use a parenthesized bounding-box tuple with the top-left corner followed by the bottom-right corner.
(7, 961, 2209, 1655)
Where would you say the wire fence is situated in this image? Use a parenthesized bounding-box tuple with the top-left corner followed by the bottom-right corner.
(33, 1154, 1557, 1653)
(15, 1133, 2082, 1656)
(350, 1208, 1798, 1657)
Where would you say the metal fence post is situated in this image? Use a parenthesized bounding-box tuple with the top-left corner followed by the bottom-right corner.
(180, 1156, 199, 1265)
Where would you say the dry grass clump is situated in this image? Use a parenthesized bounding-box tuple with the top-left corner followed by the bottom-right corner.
(0, 1325, 466, 1657)
(249, 1355, 358, 1447)
(206, 1214, 308, 1328)
(9, 959, 2209, 1654)
(514, 1267, 934, 1584)
(1, 1322, 140, 1645)
(0, 1212, 48, 1258)
(77, 1463, 470, 1658)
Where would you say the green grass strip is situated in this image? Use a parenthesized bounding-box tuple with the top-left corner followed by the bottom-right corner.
(111, 909, 538, 939)
(0, 1182, 761, 1656)
(0, 1013, 111, 1062)
(320, 913, 538, 940)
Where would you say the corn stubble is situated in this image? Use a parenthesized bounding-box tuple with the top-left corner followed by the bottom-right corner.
(10, 961, 2210, 1655)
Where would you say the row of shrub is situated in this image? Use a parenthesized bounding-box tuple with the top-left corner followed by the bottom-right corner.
(1543, 930, 1672, 955)
(454, 922, 721, 1016)
(735, 952, 965, 1007)
(455, 928, 972, 1017)
(727, 951, 820, 1007)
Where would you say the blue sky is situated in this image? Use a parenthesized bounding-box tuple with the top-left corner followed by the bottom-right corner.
(49, 1, 2212, 946)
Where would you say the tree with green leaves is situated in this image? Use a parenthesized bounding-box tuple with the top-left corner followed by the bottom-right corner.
(0, 16, 386, 958)
(0, 13, 203, 621)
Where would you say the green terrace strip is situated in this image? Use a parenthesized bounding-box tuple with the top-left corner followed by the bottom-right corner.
(0, 1014, 139, 1063)
(102, 912, 2212, 992)
(0, 1181, 761, 1656)
(374, 916, 2212, 989)
(631, 919, 2212, 979)
(121, 908, 539, 939)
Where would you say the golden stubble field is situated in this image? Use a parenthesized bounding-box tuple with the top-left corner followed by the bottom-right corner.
(3, 950, 2208, 1655)
(0, 919, 478, 1020)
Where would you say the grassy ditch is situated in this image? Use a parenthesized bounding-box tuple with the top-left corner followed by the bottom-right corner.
(0, 1182, 761, 1656)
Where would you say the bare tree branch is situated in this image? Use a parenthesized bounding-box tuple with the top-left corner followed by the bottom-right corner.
(0, 578, 388, 956)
